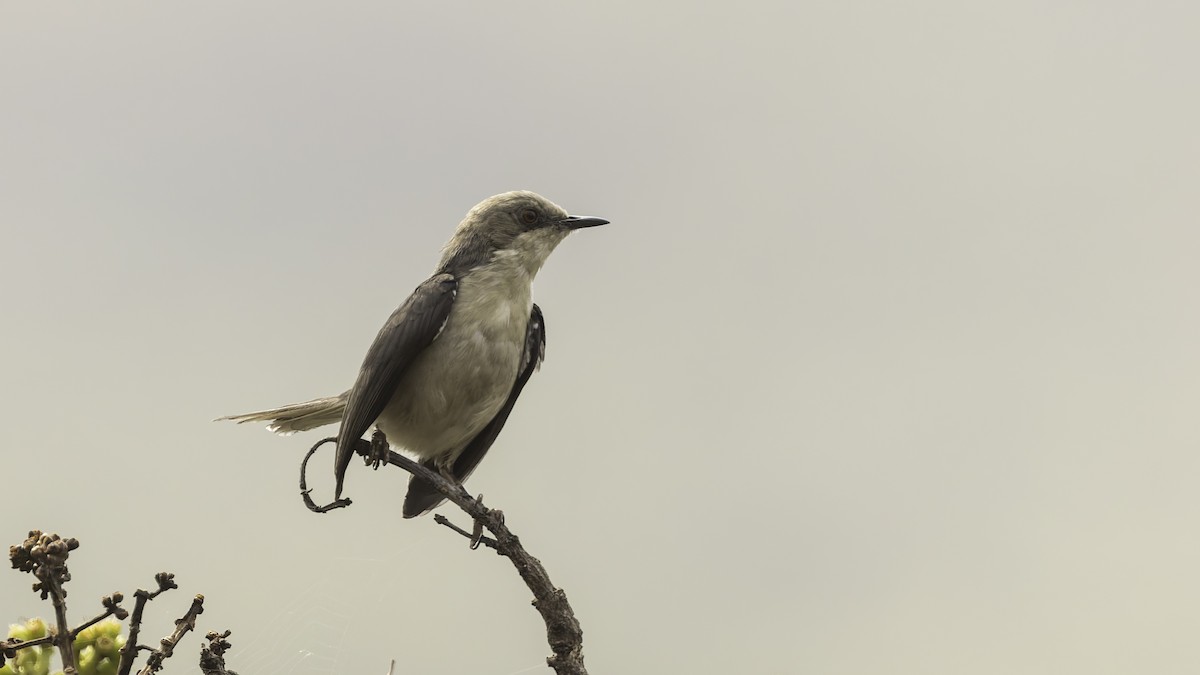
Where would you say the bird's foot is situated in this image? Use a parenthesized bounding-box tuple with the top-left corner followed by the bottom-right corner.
(366, 429, 390, 470)
(469, 493, 503, 549)
(470, 493, 487, 549)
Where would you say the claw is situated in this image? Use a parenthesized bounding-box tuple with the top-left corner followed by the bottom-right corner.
(470, 494, 486, 549)
(368, 429, 390, 470)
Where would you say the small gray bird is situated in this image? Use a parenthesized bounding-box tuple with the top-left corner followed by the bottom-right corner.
(221, 191, 607, 517)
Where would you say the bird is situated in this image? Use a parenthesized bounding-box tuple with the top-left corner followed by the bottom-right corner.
(220, 191, 608, 517)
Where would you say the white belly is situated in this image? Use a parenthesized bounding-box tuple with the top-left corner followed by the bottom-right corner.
(374, 266, 532, 466)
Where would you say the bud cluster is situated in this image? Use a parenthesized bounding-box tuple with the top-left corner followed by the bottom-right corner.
(8, 531, 80, 600)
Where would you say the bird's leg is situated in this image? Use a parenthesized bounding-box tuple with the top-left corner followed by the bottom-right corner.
(366, 429, 390, 470)
(466, 493, 504, 550)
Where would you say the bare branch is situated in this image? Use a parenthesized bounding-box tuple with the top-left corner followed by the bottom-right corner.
(118, 573, 178, 675)
(199, 630, 237, 675)
(300, 437, 588, 674)
(0, 632, 54, 668)
(300, 437, 352, 512)
(71, 592, 129, 639)
(6, 533, 233, 675)
(432, 514, 498, 550)
(136, 594, 205, 675)
(9, 530, 81, 674)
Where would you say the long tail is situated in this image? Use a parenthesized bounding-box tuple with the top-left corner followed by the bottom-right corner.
(216, 392, 348, 434)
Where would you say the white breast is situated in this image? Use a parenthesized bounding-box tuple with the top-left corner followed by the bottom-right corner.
(374, 261, 533, 466)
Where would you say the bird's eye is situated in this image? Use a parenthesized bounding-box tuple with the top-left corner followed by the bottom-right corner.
(519, 209, 539, 226)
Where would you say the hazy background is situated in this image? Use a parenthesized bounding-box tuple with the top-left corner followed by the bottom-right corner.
(3, 2, 1198, 673)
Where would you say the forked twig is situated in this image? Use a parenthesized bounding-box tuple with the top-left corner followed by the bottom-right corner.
(300, 435, 587, 675)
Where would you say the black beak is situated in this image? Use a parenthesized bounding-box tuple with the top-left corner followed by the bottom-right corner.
(561, 215, 609, 229)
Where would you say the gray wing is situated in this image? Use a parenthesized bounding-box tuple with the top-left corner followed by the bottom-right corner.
(401, 303, 546, 518)
(334, 273, 458, 498)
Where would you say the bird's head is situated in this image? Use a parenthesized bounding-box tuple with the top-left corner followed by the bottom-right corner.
(438, 191, 608, 276)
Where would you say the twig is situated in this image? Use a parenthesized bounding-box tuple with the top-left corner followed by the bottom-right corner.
(432, 514, 498, 550)
(302, 439, 588, 675)
(8, 531, 81, 674)
(198, 630, 236, 675)
(46, 574, 75, 673)
(6, 534, 227, 675)
(136, 594, 205, 675)
(0, 632, 55, 668)
(118, 573, 178, 675)
(72, 592, 129, 639)
(300, 437, 352, 512)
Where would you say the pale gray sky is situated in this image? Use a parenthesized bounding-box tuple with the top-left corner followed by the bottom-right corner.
(3, 2, 1199, 674)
